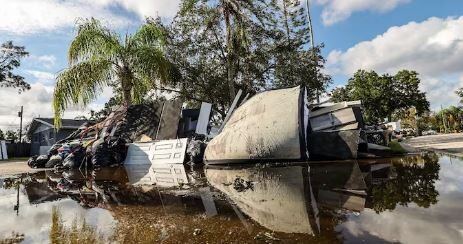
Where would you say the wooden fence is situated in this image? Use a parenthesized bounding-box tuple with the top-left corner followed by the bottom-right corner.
(6, 143, 31, 158)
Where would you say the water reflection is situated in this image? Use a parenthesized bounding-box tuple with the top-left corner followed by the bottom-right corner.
(206, 165, 319, 234)
(1, 152, 460, 243)
(366, 153, 440, 213)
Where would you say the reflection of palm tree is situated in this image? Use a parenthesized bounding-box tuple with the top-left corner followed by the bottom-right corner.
(369, 153, 440, 213)
(50, 207, 105, 243)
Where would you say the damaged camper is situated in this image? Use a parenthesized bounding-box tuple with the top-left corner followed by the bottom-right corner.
(204, 86, 365, 164)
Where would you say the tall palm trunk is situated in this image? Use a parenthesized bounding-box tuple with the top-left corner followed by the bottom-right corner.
(120, 67, 133, 107)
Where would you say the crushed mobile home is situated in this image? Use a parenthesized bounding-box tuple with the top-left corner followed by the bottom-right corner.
(204, 86, 365, 163)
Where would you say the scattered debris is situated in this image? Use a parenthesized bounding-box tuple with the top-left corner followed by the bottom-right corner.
(254, 232, 281, 242)
(193, 228, 202, 236)
(232, 177, 254, 192)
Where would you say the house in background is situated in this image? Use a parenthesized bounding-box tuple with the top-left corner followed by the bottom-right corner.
(26, 118, 88, 156)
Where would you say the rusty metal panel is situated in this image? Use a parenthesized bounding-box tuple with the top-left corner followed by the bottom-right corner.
(204, 86, 304, 162)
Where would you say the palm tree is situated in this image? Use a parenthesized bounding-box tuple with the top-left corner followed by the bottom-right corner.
(183, 0, 264, 103)
(53, 18, 176, 127)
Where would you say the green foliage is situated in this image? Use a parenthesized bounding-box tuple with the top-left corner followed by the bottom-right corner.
(387, 141, 407, 154)
(0, 129, 4, 140)
(89, 96, 123, 122)
(5, 130, 18, 142)
(431, 105, 463, 132)
(370, 153, 440, 213)
(331, 70, 430, 123)
(168, 0, 331, 118)
(0, 41, 30, 93)
(270, 0, 331, 99)
(53, 18, 177, 127)
(330, 86, 350, 102)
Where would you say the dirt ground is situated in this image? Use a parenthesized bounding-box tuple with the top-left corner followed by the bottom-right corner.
(0, 160, 42, 176)
(403, 133, 463, 157)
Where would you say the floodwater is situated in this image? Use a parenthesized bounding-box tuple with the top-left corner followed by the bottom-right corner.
(1, 153, 462, 243)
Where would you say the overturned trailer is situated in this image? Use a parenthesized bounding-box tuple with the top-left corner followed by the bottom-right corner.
(204, 86, 365, 164)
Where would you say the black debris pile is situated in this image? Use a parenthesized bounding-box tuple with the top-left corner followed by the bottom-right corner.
(26, 98, 210, 169)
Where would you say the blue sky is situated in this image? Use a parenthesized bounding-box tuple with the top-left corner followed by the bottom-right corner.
(1, 0, 463, 130)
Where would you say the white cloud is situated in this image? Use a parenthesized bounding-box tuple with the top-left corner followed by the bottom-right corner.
(26, 55, 57, 69)
(89, 0, 181, 20)
(25, 70, 56, 85)
(0, 82, 112, 131)
(0, 189, 114, 243)
(0, 0, 181, 35)
(314, 0, 410, 25)
(326, 16, 463, 109)
(0, 0, 131, 35)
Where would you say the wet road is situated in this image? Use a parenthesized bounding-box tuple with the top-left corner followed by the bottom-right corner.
(404, 133, 463, 156)
(0, 161, 42, 176)
(1, 153, 462, 243)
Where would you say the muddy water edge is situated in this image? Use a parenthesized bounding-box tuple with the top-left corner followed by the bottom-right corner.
(1, 153, 462, 243)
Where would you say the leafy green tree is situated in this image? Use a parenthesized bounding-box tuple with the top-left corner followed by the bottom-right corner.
(5, 130, 18, 142)
(0, 41, 30, 92)
(329, 86, 350, 102)
(53, 18, 178, 127)
(432, 106, 463, 132)
(169, 0, 275, 118)
(0, 129, 4, 140)
(270, 0, 331, 99)
(182, 0, 270, 103)
(331, 70, 430, 123)
(169, 0, 331, 118)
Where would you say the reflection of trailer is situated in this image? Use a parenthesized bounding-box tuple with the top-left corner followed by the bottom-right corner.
(0, 140, 8, 160)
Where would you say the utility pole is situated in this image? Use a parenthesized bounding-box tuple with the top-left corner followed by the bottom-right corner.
(441, 105, 447, 133)
(18, 106, 23, 143)
(305, 0, 320, 103)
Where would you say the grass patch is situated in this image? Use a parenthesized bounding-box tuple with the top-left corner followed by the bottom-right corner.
(388, 141, 407, 154)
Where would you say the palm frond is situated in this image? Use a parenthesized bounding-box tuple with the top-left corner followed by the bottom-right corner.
(130, 45, 173, 85)
(129, 20, 168, 50)
(131, 77, 154, 104)
(68, 18, 121, 66)
(53, 59, 113, 127)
